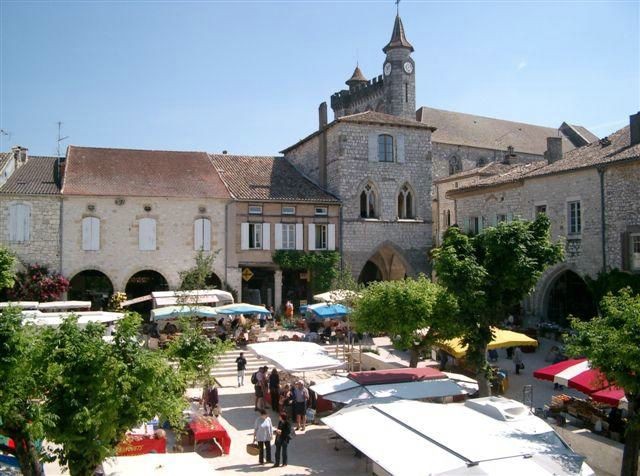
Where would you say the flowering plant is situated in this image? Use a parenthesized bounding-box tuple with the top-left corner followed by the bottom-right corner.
(8, 263, 70, 302)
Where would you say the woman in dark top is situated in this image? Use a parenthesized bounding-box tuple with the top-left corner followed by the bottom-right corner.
(269, 368, 280, 412)
(273, 412, 292, 468)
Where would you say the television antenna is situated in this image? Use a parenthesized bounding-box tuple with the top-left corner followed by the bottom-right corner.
(57, 121, 69, 157)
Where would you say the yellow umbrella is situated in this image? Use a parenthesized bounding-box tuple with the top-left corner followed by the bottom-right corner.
(438, 328, 538, 359)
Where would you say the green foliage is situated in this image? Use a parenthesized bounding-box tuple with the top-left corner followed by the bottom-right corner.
(0, 246, 16, 290)
(352, 276, 459, 367)
(432, 215, 563, 392)
(9, 264, 70, 302)
(585, 269, 640, 308)
(272, 250, 340, 293)
(164, 318, 232, 383)
(179, 250, 219, 291)
(565, 289, 640, 476)
(40, 313, 186, 476)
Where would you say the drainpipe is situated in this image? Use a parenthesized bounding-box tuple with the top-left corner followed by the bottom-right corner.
(339, 205, 344, 272)
(59, 197, 64, 274)
(597, 166, 607, 272)
(224, 200, 230, 286)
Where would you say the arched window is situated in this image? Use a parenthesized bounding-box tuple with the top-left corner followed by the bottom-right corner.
(194, 218, 212, 251)
(397, 184, 414, 219)
(360, 184, 376, 218)
(449, 156, 462, 175)
(378, 134, 394, 162)
(445, 209, 452, 227)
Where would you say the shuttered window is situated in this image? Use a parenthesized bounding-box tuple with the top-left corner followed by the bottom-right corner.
(8, 203, 30, 242)
(82, 217, 100, 251)
(139, 218, 157, 251)
(194, 218, 212, 251)
(632, 234, 640, 271)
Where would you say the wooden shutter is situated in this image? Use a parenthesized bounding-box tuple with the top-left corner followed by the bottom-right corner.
(82, 217, 99, 251)
(327, 224, 336, 251)
(507, 212, 514, 223)
(202, 219, 211, 251)
(295, 223, 304, 250)
(11, 204, 30, 242)
(8, 204, 18, 241)
(308, 224, 316, 251)
(462, 217, 470, 233)
(490, 214, 497, 227)
(139, 218, 156, 251)
(262, 223, 271, 250)
(396, 134, 405, 163)
(241, 223, 249, 250)
(275, 223, 283, 250)
(621, 232, 630, 271)
(368, 132, 378, 162)
(194, 219, 204, 251)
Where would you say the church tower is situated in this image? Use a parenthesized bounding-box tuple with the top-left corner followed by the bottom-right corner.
(382, 13, 416, 120)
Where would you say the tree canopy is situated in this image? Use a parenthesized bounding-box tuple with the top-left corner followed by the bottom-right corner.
(352, 276, 459, 367)
(432, 215, 563, 394)
(0, 246, 16, 290)
(566, 289, 640, 476)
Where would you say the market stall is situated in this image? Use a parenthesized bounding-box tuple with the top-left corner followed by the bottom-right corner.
(102, 453, 216, 475)
(187, 415, 231, 454)
(115, 433, 166, 456)
(437, 327, 538, 359)
(213, 303, 271, 316)
(248, 341, 345, 373)
(305, 302, 350, 319)
(313, 289, 361, 303)
(150, 305, 219, 321)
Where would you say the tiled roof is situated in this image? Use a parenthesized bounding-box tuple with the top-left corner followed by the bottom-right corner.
(346, 66, 367, 85)
(0, 152, 12, 172)
(434, 161, 518, 184)
(0, 156, 60, 195)
(210, 155, 339, 203)
(417, 107, 595, 155)
(63, 146, 230, 199)
(281, 110, 435, 154)
(449, 125, 639, 196)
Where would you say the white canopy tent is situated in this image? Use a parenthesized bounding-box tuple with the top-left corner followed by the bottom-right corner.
(0, 301, 39, 310)
(22, 311, 124, 327)
(37, 301, 92, 311)
(248, 341, 345, 373)
(121, 290, 234, 308)
(322, 397, 594, 476)
(102, 453, 216, 475)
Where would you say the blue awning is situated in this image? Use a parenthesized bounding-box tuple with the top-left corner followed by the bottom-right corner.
(214, 303, 271, 316)
(307, 302, 350, 318)
(150, 305, 219, 321)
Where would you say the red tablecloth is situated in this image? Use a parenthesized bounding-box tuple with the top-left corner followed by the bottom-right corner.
(116, 434, 166, 456)
(189, 419, 231, 454)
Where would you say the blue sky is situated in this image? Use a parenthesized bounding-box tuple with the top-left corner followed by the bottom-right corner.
(1, 1, 638, 156)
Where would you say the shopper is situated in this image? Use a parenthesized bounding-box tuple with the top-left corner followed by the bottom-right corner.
(269, 368, 281, 412)
(235, 352, 247, 387)
(273, 412, 292, 468)
(513, 347, 524, 375)
(292, 380, 309, 431)
(253, 409, 273, 465)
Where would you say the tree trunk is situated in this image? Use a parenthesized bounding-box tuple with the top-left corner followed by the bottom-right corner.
(409, 347, 419, 368)
(621, 395, 640, 476)
(10, 431, 44, 476)
(470, 344, 491, 397)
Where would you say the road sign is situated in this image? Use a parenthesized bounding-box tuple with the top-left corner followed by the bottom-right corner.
(242, 268, 254, 282)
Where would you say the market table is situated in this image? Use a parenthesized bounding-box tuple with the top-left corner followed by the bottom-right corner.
(115, 434, 166, 456)
(188, 417, 231, 454)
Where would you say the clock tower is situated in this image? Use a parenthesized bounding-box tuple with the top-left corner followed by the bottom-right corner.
(382, 13, 416, 120)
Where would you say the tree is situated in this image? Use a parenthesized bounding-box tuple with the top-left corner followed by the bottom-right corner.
(0, 307, 48, 476)
(9, 264, 69, 302)
(0, 246, 16, 290)
(432, 215, 563, 395)
(351, 276, 459, 367)
(585, 269, 640, 311)
(273, 250, 340, 302)
(40, 313, 186, 476)
(179, 250, 219, 292)
(565, 289, 640, 476)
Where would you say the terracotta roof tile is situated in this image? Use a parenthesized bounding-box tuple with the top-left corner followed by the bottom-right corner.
(210, 155, 339, 203)
(0, 156, 60, 195)
(63, 146, 230, 198)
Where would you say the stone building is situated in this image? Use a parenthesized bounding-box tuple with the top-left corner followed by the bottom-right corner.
(211, 154, 340, 308)
(60, 146, 231, 310)
(446, 113, 640, 325)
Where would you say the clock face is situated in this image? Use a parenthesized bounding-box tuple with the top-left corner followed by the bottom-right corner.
(384, 62, 392, 76)
(403, 62, 414, 74)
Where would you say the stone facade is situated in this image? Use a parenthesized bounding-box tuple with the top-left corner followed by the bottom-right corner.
(0, 195, 61, 270)
(61, 195, 227, 291)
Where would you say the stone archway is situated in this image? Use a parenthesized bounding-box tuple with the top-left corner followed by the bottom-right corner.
(125, 270, 169, 315)
(68, 270, 114, 310)
(546, 270, 597, 326)
(358, 242, 411, 283)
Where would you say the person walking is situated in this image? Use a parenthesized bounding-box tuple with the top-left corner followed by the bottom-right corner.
(273, 412, 292, 468)
(259, 366, 269, 408)
(269, 368, 280, 412)
(292, 380, 309, 431)
(513, 347, 524, 375)
(253, 409, 273, 465)
(202, 380, 219, 416)
(235, 352, 247, 387)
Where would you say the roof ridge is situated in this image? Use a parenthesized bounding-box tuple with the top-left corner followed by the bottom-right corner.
(418, 106, 564, 131)
(68, 144, 208, 154)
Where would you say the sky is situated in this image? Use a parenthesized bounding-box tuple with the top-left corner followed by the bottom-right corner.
(0, 0, 638, 157)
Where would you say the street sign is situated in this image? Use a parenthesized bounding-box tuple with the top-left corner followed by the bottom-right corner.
(242, 268, 254, 282)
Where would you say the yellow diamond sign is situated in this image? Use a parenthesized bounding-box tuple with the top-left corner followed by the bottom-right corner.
(242, 268, 254, 282)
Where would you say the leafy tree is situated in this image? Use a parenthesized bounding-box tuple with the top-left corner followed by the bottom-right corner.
(273, 250, 340, 301)
(432, 215, 562, 395)
(0, 307, 48, 476)
(352, 276, 459, 367)
(585, 269, 640, 310)
(565, 289, 640, 476)
(9, 264, 69, 302)
(0, 246, 16, 290)
(179, 250, 219, 291)
(40, 313, 186, 476)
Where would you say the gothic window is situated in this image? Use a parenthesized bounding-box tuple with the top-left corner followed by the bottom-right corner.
(449, 156, 462, 175)
(445, 209, 451, 227)
(397, 184, 415, 219)
(378, 134, 394, 162)
(360, 184, 377, 218)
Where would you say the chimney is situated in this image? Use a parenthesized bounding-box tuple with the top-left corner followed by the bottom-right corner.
(502, 145, 517, 165)
(630, 112, 640, 146)
(319, 102, 328, 130)
(545, 137, 563, 164)
(11, 146, 28, 167)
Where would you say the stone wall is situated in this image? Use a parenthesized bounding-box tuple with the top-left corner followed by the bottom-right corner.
(0, 195, 61, 270)
(284, 134, 322, 185)
(61, 196, 228, 291)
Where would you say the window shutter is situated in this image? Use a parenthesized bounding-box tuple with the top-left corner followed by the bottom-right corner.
(478, 216, 485, 233)
(91, 217, 100, 250)
(507, 212, 514, 222)
(396, 134, 405, 163)
(22, 205, 30, 242)
(139, 218, 156, 251)
(194, 219, 204, 251)
(621, 232, 630, 271)
(82, 217, 93, 250)
(241, 223, 249, 250)
(327, 224, 336, 251)
(202, 219, 211, 251)
(462, 217, 470, 233)
(368, 132, 378, 162)
(308, 224, 316, 251)
(8, 205, 17, 241)
(262, 223, 271, 250)
(275, 223, 283, 250)
(295, 223, 304, 250)
(490, 214, 497, 227)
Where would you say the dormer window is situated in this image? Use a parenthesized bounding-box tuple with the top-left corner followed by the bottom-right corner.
(378, 134, 394, 162)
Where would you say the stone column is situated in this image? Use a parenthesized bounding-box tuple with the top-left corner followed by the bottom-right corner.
(274, 269, 283, 314)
